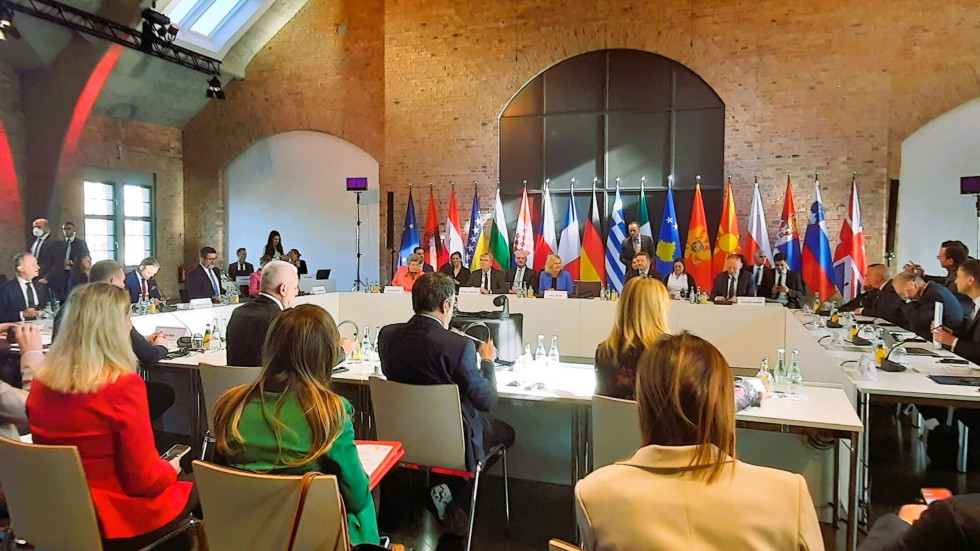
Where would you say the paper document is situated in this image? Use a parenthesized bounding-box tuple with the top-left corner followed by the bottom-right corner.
(357, 444, 395, 476)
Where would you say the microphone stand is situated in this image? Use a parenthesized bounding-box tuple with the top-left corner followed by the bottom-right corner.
(353, 190, 365, 292)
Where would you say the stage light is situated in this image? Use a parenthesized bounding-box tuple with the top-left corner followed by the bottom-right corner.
(0, 7, 20, 40)
(206, 76, 225, 100)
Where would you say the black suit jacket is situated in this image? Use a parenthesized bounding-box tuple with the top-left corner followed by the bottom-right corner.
(842, 282, 908, 327)
(858, 494, 980, 551)
(951, 306, 980, 364)
(900, 281, 965, 338)
(422, 263, 435, 274)
(624, 268, 664, 285)
(465, 269, 508, 294)
(751, 266, 775, 299)
(228, 261, 255, 279)
(0, 279, 50, 322)
(52, 306, 167, 366)
(49, 238, 89, 292)
(619, 235, 655, 267)
(766, 269, 807, 309)
(29, 234, 59, 285)
(378, 315, 498, 471)
(709, 271, 757, 300)
(124, 270, 162, 303)
(439, 263, 471, 287)
(226, 294, 283, 367)
(504, 266, 537, 291)
(186, 264, 224, 300)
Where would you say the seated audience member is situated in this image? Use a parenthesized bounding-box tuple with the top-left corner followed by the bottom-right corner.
(213, 304, 379, 546)
(505, 250, 537, 293)
(594, 277, 671, 399)
(439, 251, 471, 288)
(624, 252, 663, 284)
(67, 253, 92, 294)
(537, 254, 574, 293)
(413, 246, 435, 273)
(749, 250, 774, 298)
(0, 253, 49, 322)
(379, 273, 514, 532)
(840, 264, 907, 326)
(54, 260, 175, 422)
(287, 248, 308, 276)
(663, 258, 695, 298)
(228, 248, 254, 279)
(893, 272, 964, 338)
(465, 252, 508, 294)
(858, 493, 980, 551)
(227, 260, 299, 367)
(185, 246, 225, 301)
(575, 332, 822, 551)
(765, 252, 807, 308)
(263, 230, 285, 260)
(932, 259, 980, 364)
(27, 283, 196, 550)
(124, 257, 163, 305)
(0, 323, 41, 438)
(709, 254, 757, 303)
(391, 254, 425, 291)
(249, 255, 272, 296)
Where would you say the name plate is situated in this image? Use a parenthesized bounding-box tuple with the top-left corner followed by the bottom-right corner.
(234, 276, 250, 285)
(301, 274, 314, 280)
(736, 297, 766, 306)
(156, 326, 187, 341)
(383, 285, 405, 294)
(544, 290, 568, 299)
(310, 285, 327, 295)
(189, 298, 212, 309)
(458, 287, 482, 296)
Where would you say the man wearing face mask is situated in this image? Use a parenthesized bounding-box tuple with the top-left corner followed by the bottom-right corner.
(892, 272, 965, 338)
(28, 219, 58, 294)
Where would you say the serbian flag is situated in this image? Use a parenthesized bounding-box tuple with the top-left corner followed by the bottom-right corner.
(684, 183, 713, 290)
(398, 189, 420, 266)
(774, 175, 802, 273)
(422, 188, 447, 269)
(744, 180, 773, 267)
(443, 186, 465, 259)
(489, 188, 511, 270)
(580, 184, 605, 281)
(605, 184, 627, 292)
(557, 186, 581, 279)
(513, 185, 535, 267)
(534, 181, 558, 271)
(711, 179, 741, 274)
(833, 174, 868, 301)
(802, 178, 838, 300)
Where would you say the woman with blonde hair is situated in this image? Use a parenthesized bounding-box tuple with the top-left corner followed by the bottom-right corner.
(537, 254, 574, 293)
(594, 276, 671, 399)
(27, 283, 196, 550)
(576, 333, 822, 550)
(212, 304, 379, 545)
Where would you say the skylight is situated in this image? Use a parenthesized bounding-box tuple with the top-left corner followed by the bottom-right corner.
(160, 0, 274, 59)
(190, 0, 242, 36)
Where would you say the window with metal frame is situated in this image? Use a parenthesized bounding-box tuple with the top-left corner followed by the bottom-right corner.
(83, 180, 155, 265)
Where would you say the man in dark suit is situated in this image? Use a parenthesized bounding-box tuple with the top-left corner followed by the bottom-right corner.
(378, 273, 514, 529)
(709, 254, 757, 303)
(49, 221, 89, 300)
(933, 259, 980, 363)
(619, 222, 655, 267)
(28, 218, 58, 295)
(413, 246, 436, 273)
(893, 272, 965, 338)
(53, 260, 175, 421)
(840, 264, 907, 326)
(624, 251, 664, 284)
(905, 241, 973, 314)
(228, 248, 255, 279)
(764, 252, 807, 308)
(186, 246, 225, 301)
(0, 253, 49, 322)
(749, 250, 775, 298)
(505, 250, 537, 293)
(226, 260, 299, 367)
(465, 252, 508, 293)
(124, 257, 163, 304)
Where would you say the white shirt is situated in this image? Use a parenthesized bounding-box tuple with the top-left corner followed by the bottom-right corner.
(16, 276, 37, 321)
(754, 265, 764, 286)
(31, 233, 49, 258)
(257, 292, 284, 311)
(201, 263, 220, 295)
(64, 238, 74, 264)
(666, 273, 688, 294)
(511, 266, 526, 289)
(773, 270, 789, 303)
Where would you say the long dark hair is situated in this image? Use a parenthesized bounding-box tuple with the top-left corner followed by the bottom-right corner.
(264, 230, 284, 257)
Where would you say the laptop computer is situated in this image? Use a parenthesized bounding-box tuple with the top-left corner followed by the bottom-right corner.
(315, 269, 331, 280)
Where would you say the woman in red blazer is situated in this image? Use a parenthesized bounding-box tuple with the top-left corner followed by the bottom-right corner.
(27, 283, 194, 549)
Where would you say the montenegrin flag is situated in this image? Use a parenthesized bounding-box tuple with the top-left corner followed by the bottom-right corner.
(557, 184, 582, 279)
(443, 185, 465, 259)
(580, 183, 605, 282)
(833, 174, 868, 301)
(513, 185, 535, 267)
(423, 187, 447, 269)
(655, 184, 681, 275)
(744, 180, 773, 267)
(684, 183, 713, 290)
(774, 175, 802, 273)
(605, 184, 627, 292)
(802, 177, 838, 300)
(533, 181, 558, 272)
(712, 179, 741, 274)
(488, 188, 511, 270)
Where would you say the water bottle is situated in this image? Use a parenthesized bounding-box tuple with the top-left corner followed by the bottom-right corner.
(534, 334, 546, 362)
(774, 348, 787, 394)
(548, 335, 560, 367)
(755, 358, 772, 395)
(361, 325, 373, 361)
(788, 349, 804, 398)
(210, 318, 221, 351)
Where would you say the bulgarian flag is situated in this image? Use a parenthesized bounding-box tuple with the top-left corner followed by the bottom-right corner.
(580, 183, 605, 281)
(684, 182, 713, 289)
(712, 178, 741, 274)
(489, 188, 511, 270)
(443, 185, 465, 258)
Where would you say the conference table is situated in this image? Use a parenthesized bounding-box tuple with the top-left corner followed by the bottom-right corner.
(134, 292, 864, 550)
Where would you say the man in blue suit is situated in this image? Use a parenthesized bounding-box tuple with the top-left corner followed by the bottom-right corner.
(378, 272, 515, 532)
(124, 257, 163, 304)
(185, 246, 224, 301)
(0, 253, 49, 322)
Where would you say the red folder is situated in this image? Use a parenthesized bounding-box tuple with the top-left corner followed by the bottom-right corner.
(355, 440, 405, 490)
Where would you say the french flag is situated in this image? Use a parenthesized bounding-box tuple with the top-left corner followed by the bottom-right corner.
(802, 178, 838, 300)
(557, 184, 581, 279)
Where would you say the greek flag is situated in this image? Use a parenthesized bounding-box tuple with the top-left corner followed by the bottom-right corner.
(604, 185, 627, 292)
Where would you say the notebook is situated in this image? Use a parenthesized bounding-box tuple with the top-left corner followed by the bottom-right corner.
(355, 440, 405, 489)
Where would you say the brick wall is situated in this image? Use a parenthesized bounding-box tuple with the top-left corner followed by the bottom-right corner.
(182, 0, 385, 268)
(0, 59, 26, 278)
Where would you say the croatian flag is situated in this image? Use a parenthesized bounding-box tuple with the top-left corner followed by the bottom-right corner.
(802, 178, 838, 300)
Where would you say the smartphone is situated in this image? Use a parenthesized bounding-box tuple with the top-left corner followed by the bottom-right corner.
(921, 488, 953, 504)
(939, 358, 969, 365)
(160, 444, 192, 462)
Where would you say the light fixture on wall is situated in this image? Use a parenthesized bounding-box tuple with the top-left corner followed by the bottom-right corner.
(206, 76, 225, 100)
(0, 6, 21, 40)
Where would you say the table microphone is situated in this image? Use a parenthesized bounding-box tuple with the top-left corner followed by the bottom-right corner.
(879, 343, 908, 372)
(492, 295, 510, 319)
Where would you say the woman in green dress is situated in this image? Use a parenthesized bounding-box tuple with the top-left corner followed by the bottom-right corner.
(212, 304, 379, 545)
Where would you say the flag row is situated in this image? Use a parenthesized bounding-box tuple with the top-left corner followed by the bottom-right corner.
(398, 175, 868, 299)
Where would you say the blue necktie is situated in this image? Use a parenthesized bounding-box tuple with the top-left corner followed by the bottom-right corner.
(210, 270, 219, 295)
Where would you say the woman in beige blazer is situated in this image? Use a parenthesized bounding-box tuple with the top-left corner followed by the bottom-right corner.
(575, 332, 824, 551)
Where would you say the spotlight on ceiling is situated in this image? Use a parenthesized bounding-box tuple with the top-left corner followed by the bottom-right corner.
(206, 76, 226, 100)
(0, 7, 21, 41)
(141, 8, 175, 44)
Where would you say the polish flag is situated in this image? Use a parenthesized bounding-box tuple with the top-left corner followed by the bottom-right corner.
(743, 180, 773, 267)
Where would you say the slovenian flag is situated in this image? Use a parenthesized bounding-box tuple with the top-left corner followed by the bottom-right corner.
(802, 177, 838, 300)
